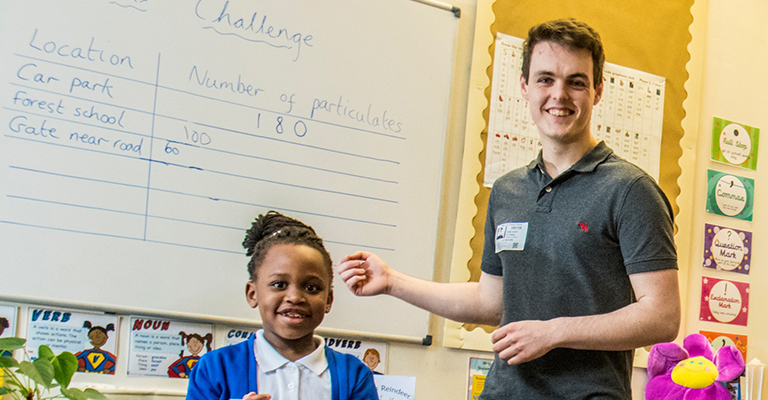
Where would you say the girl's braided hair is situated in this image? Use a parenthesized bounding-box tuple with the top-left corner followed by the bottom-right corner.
(242, 210, 332, 281)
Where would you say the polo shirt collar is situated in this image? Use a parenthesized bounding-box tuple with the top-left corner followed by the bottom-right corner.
(255, 329, 328, 376)
(527, 140, 613, 174)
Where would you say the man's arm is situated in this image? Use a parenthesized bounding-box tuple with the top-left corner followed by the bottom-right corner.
(491, 268, 680, 364)
(337, 251, 503, 326)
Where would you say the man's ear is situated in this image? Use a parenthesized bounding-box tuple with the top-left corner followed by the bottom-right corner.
(520, 74, 529, 100)
(593, 79, 604, 106)
(325, 288, 334, 313)
(245, 281, 258, 309)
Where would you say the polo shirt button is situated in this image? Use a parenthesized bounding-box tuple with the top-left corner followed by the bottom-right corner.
(288, 382, 295, 390)
(545, 186, 552, 193)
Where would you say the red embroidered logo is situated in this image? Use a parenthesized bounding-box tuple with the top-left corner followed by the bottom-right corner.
(578, 222, 589, 232)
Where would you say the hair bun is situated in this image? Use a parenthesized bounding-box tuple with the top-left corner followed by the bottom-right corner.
(242, 210, 317, 256)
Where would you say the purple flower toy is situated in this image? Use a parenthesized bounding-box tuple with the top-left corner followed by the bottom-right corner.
(645, 333, 745, 400)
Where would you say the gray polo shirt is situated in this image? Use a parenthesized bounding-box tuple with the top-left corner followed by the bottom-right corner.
(480, 141, 677, 400)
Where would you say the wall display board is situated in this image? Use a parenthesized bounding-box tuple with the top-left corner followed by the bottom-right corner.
(0, 0, 460, 340)
(483, 33, 665, 186)
(711, 117, 760, 170)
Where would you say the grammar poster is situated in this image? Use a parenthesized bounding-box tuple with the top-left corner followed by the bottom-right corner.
(25, 308, 119, 374)
(699, 277, 750, 326)
(702, 223, 752, 274)
(706, 170, 754, 221)
(127, 317, 212, 378)
(711, 117, 760, 170)
(700, 330, 748, 362)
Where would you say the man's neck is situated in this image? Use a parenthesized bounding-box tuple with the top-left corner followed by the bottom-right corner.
(540, 135, 598, 178)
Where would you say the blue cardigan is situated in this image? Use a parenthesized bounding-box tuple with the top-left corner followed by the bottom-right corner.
(186, 334, 378, 400)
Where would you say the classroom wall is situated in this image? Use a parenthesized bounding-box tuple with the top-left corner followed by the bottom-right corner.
(22, 0, 768, 399)
(679, 0, 768, 396)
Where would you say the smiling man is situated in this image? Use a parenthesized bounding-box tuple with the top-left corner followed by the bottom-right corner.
(338, 19, 680, 399)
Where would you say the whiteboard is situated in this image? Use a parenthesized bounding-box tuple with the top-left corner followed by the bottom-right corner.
(0, 0, 458, 340)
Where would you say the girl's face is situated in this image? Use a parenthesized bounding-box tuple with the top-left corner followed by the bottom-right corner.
(246, 244, 333, 352)
(187, 337, 204, 355)
(88, 330, 108, 348)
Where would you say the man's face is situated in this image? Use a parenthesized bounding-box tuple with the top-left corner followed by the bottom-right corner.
(521, 41, 603, 146)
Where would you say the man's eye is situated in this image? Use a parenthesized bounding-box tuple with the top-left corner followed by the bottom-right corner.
(306, 284, 322, 293)
(270, 282, 286, 289)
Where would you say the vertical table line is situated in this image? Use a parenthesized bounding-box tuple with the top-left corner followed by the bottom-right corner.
(143, 52, 162, 240)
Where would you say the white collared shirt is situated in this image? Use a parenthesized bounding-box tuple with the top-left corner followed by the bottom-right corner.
(254, 329, 331, 400)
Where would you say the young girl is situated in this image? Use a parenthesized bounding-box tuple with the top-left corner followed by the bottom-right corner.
(187, 211, 378, 400)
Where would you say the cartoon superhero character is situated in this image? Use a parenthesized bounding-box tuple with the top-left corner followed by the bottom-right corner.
(75, 321, 117, 374)
(363, 348, 383, 375)
(167, 331, 212, 378)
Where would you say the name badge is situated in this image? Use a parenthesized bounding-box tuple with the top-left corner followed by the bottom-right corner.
(495, 222, 528, 253)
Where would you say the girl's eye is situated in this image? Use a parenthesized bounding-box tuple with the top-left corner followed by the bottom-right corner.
(270, 282, 286, 289)
(306, 284, 322, 293)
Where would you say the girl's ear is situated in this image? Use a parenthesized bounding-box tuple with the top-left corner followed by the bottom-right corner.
(245, 281, 259, 309)
(325, 288, 334, 313)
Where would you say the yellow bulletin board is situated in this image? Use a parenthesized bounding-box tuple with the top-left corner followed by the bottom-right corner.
(448, 0, 693, 343)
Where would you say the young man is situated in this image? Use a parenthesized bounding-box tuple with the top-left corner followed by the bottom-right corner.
(337, 19, 680, 399)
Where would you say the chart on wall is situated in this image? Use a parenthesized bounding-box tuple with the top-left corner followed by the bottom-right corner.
(484, 33, 665, 186)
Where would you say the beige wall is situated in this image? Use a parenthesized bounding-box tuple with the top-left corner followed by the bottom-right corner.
(679, 0, 768, 396)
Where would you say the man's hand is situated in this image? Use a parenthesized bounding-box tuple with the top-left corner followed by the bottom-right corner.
(337, 251, 392, 297)
(491, 320, 556, 365)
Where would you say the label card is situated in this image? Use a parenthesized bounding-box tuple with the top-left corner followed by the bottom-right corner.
(711, 117, 760, 170)
(706, 170, 754, 221)
(703, 223, 752, 274)
(699, 277, 750, 326)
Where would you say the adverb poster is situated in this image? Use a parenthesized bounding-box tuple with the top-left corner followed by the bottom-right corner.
(127, 317, 212, 378)
(705, 170, 755, 221)
(711, 117, 760, 170)
(699, 277, 750, 326)
(325, 336, 388, 375)
(25, 308, 119, 374)
(703, 223, 752, 274)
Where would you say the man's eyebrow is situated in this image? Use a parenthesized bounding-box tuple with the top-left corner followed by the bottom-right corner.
(568, 72, 590, 79)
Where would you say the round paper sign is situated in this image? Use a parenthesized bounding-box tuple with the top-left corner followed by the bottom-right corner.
(714, 175, 747, 217)
(719, 123, 752, 165)
(710, 228, 746, 271)
(708, 280, 742, 323)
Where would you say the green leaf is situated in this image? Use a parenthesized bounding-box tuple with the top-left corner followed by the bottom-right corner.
(52, 351, 78, 389)
(20, 358, 55, 388)
(0, 355, 20, 368)
(0, 387, 9, 394)
(61, 387, 87, 400)
(84, 388, 108, 400)
(38, 345, 55, 362)
(0, 337, 26, 352)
